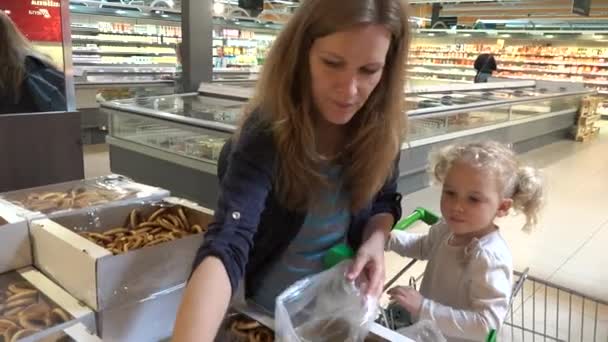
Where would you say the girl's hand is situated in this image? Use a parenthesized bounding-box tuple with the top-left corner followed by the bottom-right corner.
(346, 230, 386, 298)
(388, 286, 423, 317)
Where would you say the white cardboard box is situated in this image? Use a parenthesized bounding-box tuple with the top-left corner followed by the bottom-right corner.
(0, 202, 32, 274)
(95, 283, 185, 342)
(30, 197, 213, 311)
(4, 267, 97, 342)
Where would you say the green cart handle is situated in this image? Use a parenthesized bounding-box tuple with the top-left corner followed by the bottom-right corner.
(323, 207, 440, 269)
(486, 329, 497, 342)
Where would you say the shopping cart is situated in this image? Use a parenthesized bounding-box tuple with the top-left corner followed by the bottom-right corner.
(371, 209, 608, 342)
(325, 207, 608, 341)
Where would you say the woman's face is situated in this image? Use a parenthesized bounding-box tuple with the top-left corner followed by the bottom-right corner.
(309, 24, 391, 126)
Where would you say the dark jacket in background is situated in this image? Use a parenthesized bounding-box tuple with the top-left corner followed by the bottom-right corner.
(192, 114, 403, 298)
(0, 55, 66, 114)
(474, 53, 497, 74)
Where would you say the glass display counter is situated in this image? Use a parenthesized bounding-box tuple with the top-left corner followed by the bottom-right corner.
(102, 80, 593, 207)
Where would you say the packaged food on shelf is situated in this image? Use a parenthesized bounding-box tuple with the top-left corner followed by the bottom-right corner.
(184, 136, 226, 161)
(0, 267, 96, 341)
(0, 174, 169, 218)
(30, 197, 213, 311)
(0, 206, 31, 274)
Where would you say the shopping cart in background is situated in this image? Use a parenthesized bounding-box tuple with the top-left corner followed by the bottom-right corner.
(327, 207, 608, 342)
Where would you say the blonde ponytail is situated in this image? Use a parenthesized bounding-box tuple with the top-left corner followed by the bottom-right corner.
(512, 166, 544, 232)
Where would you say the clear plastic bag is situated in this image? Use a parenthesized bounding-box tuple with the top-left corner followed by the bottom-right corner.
(274, 261, 378, 342)
(397, 320, 446, 342)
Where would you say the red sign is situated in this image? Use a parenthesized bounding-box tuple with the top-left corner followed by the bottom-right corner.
(0, 0, 62, 42)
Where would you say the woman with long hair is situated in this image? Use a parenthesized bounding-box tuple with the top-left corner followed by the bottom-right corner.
(0, 11, 66, 113)
(172, 0, 410, 340)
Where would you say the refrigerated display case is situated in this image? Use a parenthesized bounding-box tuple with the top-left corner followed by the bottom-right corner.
(102, 80, 593, 207)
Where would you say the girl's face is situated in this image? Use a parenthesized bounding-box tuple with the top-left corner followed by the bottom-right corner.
(440, 161, 512, 235)
(308, 24, 391, 126)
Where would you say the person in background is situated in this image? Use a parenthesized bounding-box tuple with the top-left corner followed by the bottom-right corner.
(0, 11, 66, 114)
(171, 0, 410, 340)
(387, 141, 544, 341)
(473, 51, 497, 83)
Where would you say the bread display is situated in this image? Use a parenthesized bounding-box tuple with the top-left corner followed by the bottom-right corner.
(5, 187, 136, 214)
(78, 206, 207, 255)
(0, 279, 71, 342)
(223, 315, 274, 342)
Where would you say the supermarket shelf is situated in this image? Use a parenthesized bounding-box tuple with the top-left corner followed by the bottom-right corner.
(499, 59, 608, 67)
(412, 49, 608, 59)
(73, 50, 176, 56)
(499, 67, 608, 77)
(71, 26, 181, 39)
(73, 62, 176, 67)
(409, 69, 476, 77)
(408, 76, 470, 84)
(72, 38, 177, 46)
(412, 56, 608, 68)
(410, 55, 476, 61)
(212, 36, 276, 42)
(409, 63, 471, 69)
(74, 66, 176, 75)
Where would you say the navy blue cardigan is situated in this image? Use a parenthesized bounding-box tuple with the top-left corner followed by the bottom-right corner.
(192, 116, 403, 298)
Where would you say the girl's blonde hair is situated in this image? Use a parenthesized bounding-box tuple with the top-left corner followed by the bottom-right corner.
(242, 0, 410, 212)
(429, 141, 544, 231)
(0, 11, 56, 102)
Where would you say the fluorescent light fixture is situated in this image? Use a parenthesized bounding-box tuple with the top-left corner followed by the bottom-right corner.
(545, 34, 554, 38)
(462, 33, 471, 37)
(501, 34, 511, 38)
(428, 33, 435, 36)
(116, 10, 126, 14)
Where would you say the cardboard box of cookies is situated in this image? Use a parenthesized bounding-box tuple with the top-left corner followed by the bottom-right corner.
(0, 267, 96, 342)
(223, 302, 415, 342)
(30, 197, 213, 311)
(0, 174, 169, 220)
(0, 206, 31, 274)
(95, 282, 185, 342)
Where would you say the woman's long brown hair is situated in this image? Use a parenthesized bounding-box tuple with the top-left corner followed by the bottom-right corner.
(0, 11, 55, 102)
(244, 0, 410, 212)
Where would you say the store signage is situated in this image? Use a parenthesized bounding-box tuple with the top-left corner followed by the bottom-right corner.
(572, 0, 591, 16)
(0, 0, 62, 42)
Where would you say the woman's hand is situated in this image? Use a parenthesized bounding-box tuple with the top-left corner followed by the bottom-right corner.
(346, 229, 387, 298)
(388, 286, 423, 317)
